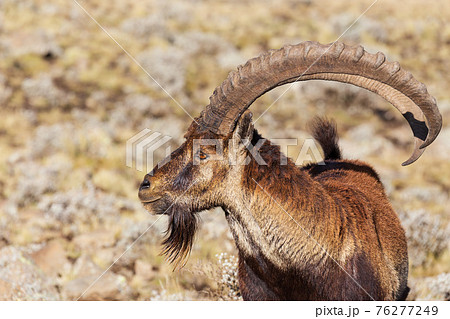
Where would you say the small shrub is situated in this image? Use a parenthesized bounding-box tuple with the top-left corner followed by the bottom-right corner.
(398, 209, 449, 268)
(137, 48, 187, 96)
(216, 253, 241, 301)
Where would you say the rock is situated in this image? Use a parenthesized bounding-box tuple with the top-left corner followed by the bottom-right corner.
(31, 240, 70, 278)
(62, 273, 131, 301)
(0, 246, 60, 300)
(134, 260, 155, 281)
(72, 255, 103, 278)
(73, 229, 116, 252)
(94, 247, 117, 267)
(0, 279, 19, 300)
(64, 254, 132, 300)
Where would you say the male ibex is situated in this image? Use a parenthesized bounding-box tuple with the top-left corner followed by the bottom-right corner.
(138, 41, 442, 300)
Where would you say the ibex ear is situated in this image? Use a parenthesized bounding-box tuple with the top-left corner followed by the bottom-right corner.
(232, 110, 254, 148)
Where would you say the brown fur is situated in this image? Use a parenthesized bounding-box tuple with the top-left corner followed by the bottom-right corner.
(138, 115, 409, 300)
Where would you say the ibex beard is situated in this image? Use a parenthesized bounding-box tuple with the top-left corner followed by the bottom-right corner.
(139, 194, 194, 267)
(138, 41, 442, 300)
(160, 202, 198, 268)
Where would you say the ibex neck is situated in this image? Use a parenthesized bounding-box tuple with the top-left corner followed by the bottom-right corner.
(223, 142, 341, 271)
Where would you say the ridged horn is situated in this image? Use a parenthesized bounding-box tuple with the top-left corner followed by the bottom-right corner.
(199, 41, 442, 166)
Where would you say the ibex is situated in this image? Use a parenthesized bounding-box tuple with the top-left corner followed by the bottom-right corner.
(138, 41, 442, 300)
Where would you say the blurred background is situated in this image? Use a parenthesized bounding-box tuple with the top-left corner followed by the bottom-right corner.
(0, 0, 448, 300)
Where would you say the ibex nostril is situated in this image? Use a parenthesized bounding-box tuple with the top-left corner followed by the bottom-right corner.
(139, 179, 150, 190)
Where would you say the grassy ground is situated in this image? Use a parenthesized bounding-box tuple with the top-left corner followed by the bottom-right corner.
(0, 0, 448, 300)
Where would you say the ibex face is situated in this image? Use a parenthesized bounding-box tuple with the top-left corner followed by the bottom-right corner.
(138, 113, 256, 265)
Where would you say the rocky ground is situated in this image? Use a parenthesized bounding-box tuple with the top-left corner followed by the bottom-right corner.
(0, 0, 449, 300)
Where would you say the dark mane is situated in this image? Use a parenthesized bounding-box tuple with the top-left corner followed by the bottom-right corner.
(303, 160, 382, 183)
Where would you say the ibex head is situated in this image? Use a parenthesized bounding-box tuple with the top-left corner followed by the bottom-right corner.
(138, 41, 442, 267)
(138, 110, 258, 266)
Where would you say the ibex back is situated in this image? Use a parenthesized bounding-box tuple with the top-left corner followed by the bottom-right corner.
(138, 41, 442, 300)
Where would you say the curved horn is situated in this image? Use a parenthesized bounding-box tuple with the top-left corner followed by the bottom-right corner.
(199, 41, 442, 166)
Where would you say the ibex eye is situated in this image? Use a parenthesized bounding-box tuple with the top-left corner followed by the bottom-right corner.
(199, 151, 209, 160)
